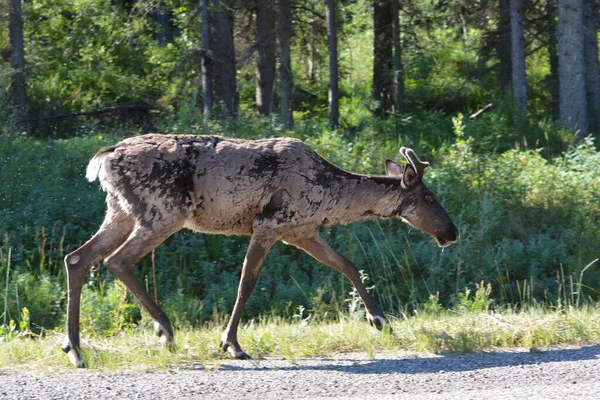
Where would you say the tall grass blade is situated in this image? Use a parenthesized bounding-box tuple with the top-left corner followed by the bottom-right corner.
(576, 259, 599, 307)
(3, 247, 11, 326)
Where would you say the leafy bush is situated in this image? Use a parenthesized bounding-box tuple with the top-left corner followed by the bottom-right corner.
(80, 279, 141, 336)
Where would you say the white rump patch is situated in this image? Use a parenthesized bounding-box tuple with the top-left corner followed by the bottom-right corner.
(86, 155, 103, 182)
(86, 152, 112, 189)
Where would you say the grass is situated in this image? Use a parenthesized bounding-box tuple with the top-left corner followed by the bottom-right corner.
(1, 306, 599, 372)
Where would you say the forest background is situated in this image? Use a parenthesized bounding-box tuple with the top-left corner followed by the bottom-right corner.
(0, 0, 599, 340)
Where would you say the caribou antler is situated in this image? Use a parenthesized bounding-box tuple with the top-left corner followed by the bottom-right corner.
(400, 147, 430, 178)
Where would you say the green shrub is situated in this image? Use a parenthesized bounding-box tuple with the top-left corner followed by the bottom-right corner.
(80, 279, 140, 336)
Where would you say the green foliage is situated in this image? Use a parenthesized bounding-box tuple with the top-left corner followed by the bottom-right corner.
(421, 293, 443, 315)
(80, 280, 140, 336)
(457, 281, 493, 313)
(0, 307, 31, 340)
(2, 0, 585, 140)
(24, 1, 146, 134)
(404, 28, 488, 114)
(0, 67, 14, 131)
(0, 133, 116, 245)
(423, 134, 600, 306)
(161, 277, 205, 329)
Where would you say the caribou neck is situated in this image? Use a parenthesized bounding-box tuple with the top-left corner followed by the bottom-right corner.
(322, 172, 403, 226)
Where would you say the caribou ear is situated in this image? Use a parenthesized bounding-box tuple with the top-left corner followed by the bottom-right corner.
(400, 147, 430, 179)
(402, 164, 419, 189)
(385, 159, 404, 177)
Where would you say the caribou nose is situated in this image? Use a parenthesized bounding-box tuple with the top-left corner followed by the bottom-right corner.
(448, 225, 459, 242)
(436, 225, 459, 247)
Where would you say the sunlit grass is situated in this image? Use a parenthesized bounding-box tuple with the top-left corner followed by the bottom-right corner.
(1, 306, 599, 372)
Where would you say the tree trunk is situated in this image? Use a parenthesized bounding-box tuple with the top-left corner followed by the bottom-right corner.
(278, 0, 294, 129)
(326, 0, 339, 129)
(256, 0, 277, 116)
(391, 0, 404, 115)
(498, 0, 512, 98)
(558, 0, 589, 139)
(510, 0, 528, 125)
(308, 20, 318, 83)
(200, 0, 212, 121)
(583, 0, 600, 134)
(211, 0, 237, 117)
(8, 0, 28, 132)
(373, 0, 394, 117)
(156, 2, 172, 46)
(547, 0, 560, 117)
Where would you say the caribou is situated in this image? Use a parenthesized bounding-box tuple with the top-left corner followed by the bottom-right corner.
(62, 134, 458, 366)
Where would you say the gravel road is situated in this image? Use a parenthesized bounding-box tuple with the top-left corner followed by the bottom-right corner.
(1, 345, 599, 399)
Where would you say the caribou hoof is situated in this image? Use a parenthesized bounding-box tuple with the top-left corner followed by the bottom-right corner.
(220, 339, 251, 360)
(367, 314, 393, 333)
(62, 339, 86, 368)
(154, 321, 174, 347)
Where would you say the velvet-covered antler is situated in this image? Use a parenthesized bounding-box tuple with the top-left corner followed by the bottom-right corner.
(400, 147, 430, 179)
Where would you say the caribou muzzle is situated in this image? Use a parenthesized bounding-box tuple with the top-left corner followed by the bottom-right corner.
(435, 225, 459, 247)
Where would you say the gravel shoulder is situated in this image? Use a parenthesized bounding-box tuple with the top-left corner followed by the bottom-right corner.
(1, 345, 599, 399)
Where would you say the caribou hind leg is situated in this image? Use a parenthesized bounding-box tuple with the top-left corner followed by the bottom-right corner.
(102, 219, 185, 349)
(64, 193, 185, 367)
(63, 196, 134, 367)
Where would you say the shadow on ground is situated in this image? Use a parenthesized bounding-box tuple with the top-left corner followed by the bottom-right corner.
(209, 345, 600, 375)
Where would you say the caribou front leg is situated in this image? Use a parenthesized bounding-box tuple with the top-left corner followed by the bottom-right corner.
(220, 229, 275, 359)
(285, 234, 392, 331)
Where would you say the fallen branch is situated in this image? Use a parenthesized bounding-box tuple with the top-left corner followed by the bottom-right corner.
(469, 103, 493, 119)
